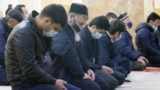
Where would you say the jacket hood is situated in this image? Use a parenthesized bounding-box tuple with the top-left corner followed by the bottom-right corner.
(135, 23, 154, 33)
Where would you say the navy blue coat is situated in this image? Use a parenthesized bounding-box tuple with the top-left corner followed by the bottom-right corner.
(113, 30, 140, 61)
(51, 24, 92, 81)
(155, 27, 160, 46)
(0, 18, 11, 67)
(97, 32, 120, 67)
(98, 32, 132, 75)
(135, 23, 160, 57)
(79, 26, 102, 70)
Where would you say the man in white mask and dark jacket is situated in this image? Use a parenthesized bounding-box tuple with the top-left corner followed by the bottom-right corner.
(5, 4, 81, 90)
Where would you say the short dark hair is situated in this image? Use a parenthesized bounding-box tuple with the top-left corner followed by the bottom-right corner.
(8, 4, 12, 8)
(108, 19, 125, 35)
(14, 4, 25, 13)
(89, 16, 110, 30)
(106, 12, 117, 19)
(5, 9, 23, 22)
(147, 12, 160, 23)
(40, 4, 67, 28)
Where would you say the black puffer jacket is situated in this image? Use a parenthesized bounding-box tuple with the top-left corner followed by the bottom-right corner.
(5, 11, 56, 86)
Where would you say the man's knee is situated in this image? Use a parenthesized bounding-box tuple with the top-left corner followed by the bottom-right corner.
(95, 70, 119, 90)
(89, 82, 101, 90)
(95, 76, 110, 90)
(72, 79, 101, 90)
(112, 71, 125, 85)
(30, 84, 57, 90)
(65, 84, 81, 90)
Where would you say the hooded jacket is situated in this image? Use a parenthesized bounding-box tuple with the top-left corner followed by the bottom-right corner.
(135, 23, 160, 57)
(113, 30, 140, 61)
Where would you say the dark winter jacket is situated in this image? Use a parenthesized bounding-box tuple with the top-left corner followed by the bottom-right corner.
(98, 32, 120, 67)
(79, 25, 102, 69)
(135, 23, 160, 57)
(5, 11, 56, 86)
(0, 18, 11, 67)
(98, 32, 132, 75)
(51, 24, 93, 81)
(113, 30, 141, 61)
(155, 27, 160, 46)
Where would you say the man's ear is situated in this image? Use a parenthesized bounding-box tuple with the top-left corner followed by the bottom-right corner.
(71, 14, 75, 19)
(43, 17, 51, 24)
(69, 14, 75, 24)
(7, 18, 14, 26)
(90, 25, 97, 33)
(92, 25, 96, 29)
(8, 18, 13, 23)
(149, 20, 154, 25)
(68, 13, 75, 22)
(7, 18, 18, 28)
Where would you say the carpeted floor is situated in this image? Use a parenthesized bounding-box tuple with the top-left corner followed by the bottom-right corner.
(116, 71, 160, 90)
(0, 71, 160, 90)
(0, 86, 11, 90)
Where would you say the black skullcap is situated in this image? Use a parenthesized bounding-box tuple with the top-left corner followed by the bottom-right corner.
(69, 3, 88, 16)
(7, 9, 23, 22)
(118, 12, 128, 21)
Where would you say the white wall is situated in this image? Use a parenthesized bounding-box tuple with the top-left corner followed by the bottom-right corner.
(0, 0, 18, 17)
(72, 0, 82, 3)
(144, 0, 154, 20)
(18, 0, 41, 13)
(154, 0, 160, 8)
(144, 0, 160, 20)
(0, 0, 41, 17)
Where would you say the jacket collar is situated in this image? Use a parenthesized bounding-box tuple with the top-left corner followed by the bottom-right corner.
(27, 11, 47, 50)
(83, 25, 94, 40)
(105, 31, 111, 39)
(136, 23, 154, 33)
(27, 11, 43, 35)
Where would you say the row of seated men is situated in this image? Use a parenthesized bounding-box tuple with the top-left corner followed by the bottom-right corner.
(0, 2, 160, 90)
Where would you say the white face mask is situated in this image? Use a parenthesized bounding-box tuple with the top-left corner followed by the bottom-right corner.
(43, 22, 58, 37)
(151, 25, 158, 31)
(43, 30, 58, 37)
(92, 32, 103, 39)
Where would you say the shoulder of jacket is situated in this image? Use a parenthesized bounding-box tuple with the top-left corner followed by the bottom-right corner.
(51, 29, 74, 56)
(9, 20, 34, 41)
(15, 20, 30, 30)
